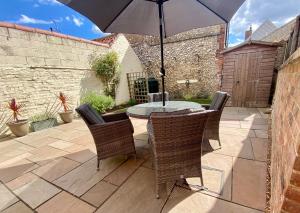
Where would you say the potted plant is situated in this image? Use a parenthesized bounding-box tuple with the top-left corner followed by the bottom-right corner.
(30, 102, 58, 132)
(57, 92, 73, 123)
(6, 99, 29, 137)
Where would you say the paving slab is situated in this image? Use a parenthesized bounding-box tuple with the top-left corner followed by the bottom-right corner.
(6, 173, 61, 209)
(104, 158, 144, 186)
(96, 167, 172, 213)
(36, 191, 95, 213)
(64, 148, 96, 163)
(184, 153, 233, 201)
(0, 183, 18, 211)
(232, 158, 267, 210)
(1, 201, 33, 213)
(251, 138, 269, 162)
(0, 157, 38, 183)
(27, 146, 68, 165)
(81, 181, 117, 207)
(162, 187, 263, 213)
(213, 134, 254, 160)
(32, 157, 80, 182)
(53, 157, 125, 196)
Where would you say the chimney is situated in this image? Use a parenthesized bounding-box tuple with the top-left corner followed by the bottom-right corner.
(245, 25, 252, 40)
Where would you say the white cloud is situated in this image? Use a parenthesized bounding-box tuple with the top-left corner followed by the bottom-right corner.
(37, 0, 62, 6)
(91, 25, 101, 34)
(16, 14, 53, 25)
(65, 16, 70, 21)
(229, 0, 300, 40)
(228, 38, 244, 47)
(33, 3, 39, 7)
(72, 16, 84, 27)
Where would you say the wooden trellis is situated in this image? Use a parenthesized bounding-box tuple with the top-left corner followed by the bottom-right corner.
(127, 72, 148, 103)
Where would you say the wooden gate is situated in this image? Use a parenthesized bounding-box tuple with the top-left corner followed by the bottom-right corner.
(222, 42, 279, 107)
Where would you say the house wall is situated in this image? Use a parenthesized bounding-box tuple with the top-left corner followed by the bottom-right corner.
(0, 23, 142, 119)
(125, 24, 225, 98)
(270, 48, 300, 213)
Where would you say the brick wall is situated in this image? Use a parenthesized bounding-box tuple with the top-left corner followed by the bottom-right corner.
(271, 48, 300, 213)
(125, 24, 225, 98)
(0, 23, 143, 120)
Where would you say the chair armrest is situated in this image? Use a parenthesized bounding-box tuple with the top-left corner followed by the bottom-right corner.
(202, 104, 211, 110)
(102, 112, 129, 122)
(89, 119, 134, 144)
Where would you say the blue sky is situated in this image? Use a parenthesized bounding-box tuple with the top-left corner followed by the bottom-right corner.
(0, 0, 106, 39)
(1, 0, 300, 44)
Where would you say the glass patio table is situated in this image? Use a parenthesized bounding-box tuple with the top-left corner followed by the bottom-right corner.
(127, 101, 204, 119)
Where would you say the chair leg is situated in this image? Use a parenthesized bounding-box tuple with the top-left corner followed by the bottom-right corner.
(217, 132, 221, 148)
(97, 158, 101, 171)
(199, 167, 204, 187)
(133, 153, 137, 161)
(156, 182, 160, 199)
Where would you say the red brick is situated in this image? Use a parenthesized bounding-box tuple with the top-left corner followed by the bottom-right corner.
(282, 198, 300, 213)
(285, 186, 300, 203)
(294, 157, 300, 171)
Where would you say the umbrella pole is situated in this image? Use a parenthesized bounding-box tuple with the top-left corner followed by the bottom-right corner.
(158, 0, 166, 106)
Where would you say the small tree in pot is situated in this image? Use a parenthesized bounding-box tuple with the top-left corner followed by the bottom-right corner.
(6, 99, 29, 137)
(57, 92, 73, 123)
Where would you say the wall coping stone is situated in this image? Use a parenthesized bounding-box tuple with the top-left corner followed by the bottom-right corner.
(0, 21, 109, 48)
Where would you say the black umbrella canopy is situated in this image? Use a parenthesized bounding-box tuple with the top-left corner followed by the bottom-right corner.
(58, 0, 245, 105)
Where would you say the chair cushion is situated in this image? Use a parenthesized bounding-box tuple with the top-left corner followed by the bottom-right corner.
(209, 92, 227, 111)
(76, 104, 105, 125)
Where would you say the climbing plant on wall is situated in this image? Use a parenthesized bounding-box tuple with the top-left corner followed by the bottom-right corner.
(91, 51, 120, 98)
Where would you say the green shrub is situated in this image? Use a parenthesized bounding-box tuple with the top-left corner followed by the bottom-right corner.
(81, 92, 115, 113)
(127, 99, 137, 106)
(183, 94, 193, 101)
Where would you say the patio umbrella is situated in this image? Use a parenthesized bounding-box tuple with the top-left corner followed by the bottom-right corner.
(58, 0, 245, 106)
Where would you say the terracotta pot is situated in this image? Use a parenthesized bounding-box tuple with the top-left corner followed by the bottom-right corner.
(6, 119, 29, 137)
(59, 110, 73, 123)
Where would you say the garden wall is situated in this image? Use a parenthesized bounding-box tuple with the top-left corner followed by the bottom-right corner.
(125, 24, 225, 98)
(270, 48, 300, 213)
(0, 22, 143, 119)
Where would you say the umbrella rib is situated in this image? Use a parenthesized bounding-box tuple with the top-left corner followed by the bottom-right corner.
(103, 0, 135, 31)
(195, 0, 228, 23)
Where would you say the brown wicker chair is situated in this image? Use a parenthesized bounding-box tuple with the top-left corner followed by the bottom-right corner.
(148, 110, 211, 198)
(203, 91, 230, 147)
(76, 104, 136, 170)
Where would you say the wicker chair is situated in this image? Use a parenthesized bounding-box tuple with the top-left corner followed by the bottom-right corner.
(203, 91, 230, 147)
(76, 104, 136, 170)
(148, 110, 211, 198)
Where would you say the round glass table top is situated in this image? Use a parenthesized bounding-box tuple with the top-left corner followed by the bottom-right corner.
(127, 101, 204, 118)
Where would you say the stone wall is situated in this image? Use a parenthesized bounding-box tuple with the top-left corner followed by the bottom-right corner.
(125, 24, 225, 98)
(0, 22, 143, 119)
(270, 48, 300, 213)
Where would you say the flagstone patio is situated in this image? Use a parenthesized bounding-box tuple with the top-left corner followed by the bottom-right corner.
(0, 107, 269, 213)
